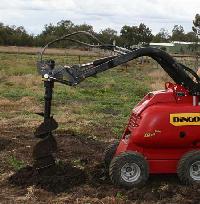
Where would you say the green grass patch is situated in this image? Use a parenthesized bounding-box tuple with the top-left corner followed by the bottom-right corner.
(0, 85, 36, 100)
(8, 156, 25, 171)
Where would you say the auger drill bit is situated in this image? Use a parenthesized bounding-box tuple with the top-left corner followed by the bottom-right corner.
(33, 80, 58, 169)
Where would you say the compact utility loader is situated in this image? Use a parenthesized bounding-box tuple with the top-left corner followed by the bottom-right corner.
(33, 31, 200, 188)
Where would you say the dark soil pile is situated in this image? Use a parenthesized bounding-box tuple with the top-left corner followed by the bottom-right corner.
(9, 164, 86, 193)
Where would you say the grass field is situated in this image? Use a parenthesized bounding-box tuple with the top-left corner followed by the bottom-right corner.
(0, 52, 151, 138)
(0, 50, 199, 203)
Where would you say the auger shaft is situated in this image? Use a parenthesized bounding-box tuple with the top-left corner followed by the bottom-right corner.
(33, 80, 58, 169)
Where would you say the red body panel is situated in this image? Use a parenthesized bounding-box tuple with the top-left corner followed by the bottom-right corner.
(115, 82, 200, 174)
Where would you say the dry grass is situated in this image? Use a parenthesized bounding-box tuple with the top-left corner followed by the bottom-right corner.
(148, 68, 172, 90)
(8, 75, 40, 87)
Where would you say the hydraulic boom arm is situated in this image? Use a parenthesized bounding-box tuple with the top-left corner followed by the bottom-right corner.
(38, 46, 200, 95)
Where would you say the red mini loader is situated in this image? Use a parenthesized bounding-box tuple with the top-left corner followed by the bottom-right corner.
(104, 82, 200, 187)
(34, 31, 200, 188)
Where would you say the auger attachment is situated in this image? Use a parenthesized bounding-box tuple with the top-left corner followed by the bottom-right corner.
(33, 80, 58, 169)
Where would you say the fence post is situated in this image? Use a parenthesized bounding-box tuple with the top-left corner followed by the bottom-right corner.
(64, 49, 67, 64)
(78, 55, 81, 65)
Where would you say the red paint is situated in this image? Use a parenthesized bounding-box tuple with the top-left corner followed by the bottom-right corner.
(115, 82, 200, 174)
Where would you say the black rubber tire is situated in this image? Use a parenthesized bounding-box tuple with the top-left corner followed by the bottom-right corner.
(109, 151, 149, 188)
(177, 150, 200, 185)
(104, 141, 119, 168)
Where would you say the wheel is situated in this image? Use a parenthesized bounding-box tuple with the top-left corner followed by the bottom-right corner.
(177, 150, 200, 184)
(109, 151, 149, 188)
(104, 141, 119, 168)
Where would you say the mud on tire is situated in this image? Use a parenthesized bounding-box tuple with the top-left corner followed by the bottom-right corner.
(109, 151, 149, 188)
(104, 141, 119, 168)
(177, 150, 200, 185)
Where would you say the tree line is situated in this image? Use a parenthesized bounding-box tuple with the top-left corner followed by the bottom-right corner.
(0, 14, 199, 48)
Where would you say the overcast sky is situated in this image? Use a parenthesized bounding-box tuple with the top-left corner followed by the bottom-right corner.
(0, 0, 199, 35)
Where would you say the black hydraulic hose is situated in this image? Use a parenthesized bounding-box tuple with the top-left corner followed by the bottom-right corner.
(118, 48, 198, 90)
(179, 63, 200, 83)
(39, 31, 105, 61)
(42, 37, 112, 50)
(149, 55, 195, 86)
(127, 48, 200, 94)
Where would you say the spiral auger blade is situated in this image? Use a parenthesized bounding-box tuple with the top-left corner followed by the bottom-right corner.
(33, 115, 58, 169)
(34, 116, 58, 139)
(33, 133, 57, 169)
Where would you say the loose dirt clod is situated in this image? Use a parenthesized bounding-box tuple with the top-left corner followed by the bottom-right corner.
(0, 138, 11, 151)
(9, 163, 86, 193)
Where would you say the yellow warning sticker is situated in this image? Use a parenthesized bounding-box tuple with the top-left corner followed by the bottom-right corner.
(170, 113, 200, 126)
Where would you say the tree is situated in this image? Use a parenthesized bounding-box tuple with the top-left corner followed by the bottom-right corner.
(184, 31, 197, 42)
(120, 23, 153, 47)
(99, 28, 117, 44)
(138, 23, 153, 44)
(120, 25, 136, 47)
(193, 14, 200, 36)
(171, 25, 185, 41)
(73, 23, 95, 46)
(0, 22, 33, 46)
(74, 23, 94, 33)
(153, 28, 170, 42)
(191, 14, 200, 53)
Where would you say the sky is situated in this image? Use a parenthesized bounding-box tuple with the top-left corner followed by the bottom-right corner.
(0, 0, 199, 35)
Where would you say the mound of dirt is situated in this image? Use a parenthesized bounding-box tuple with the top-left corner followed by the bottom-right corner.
(9, 163, 86, 193)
